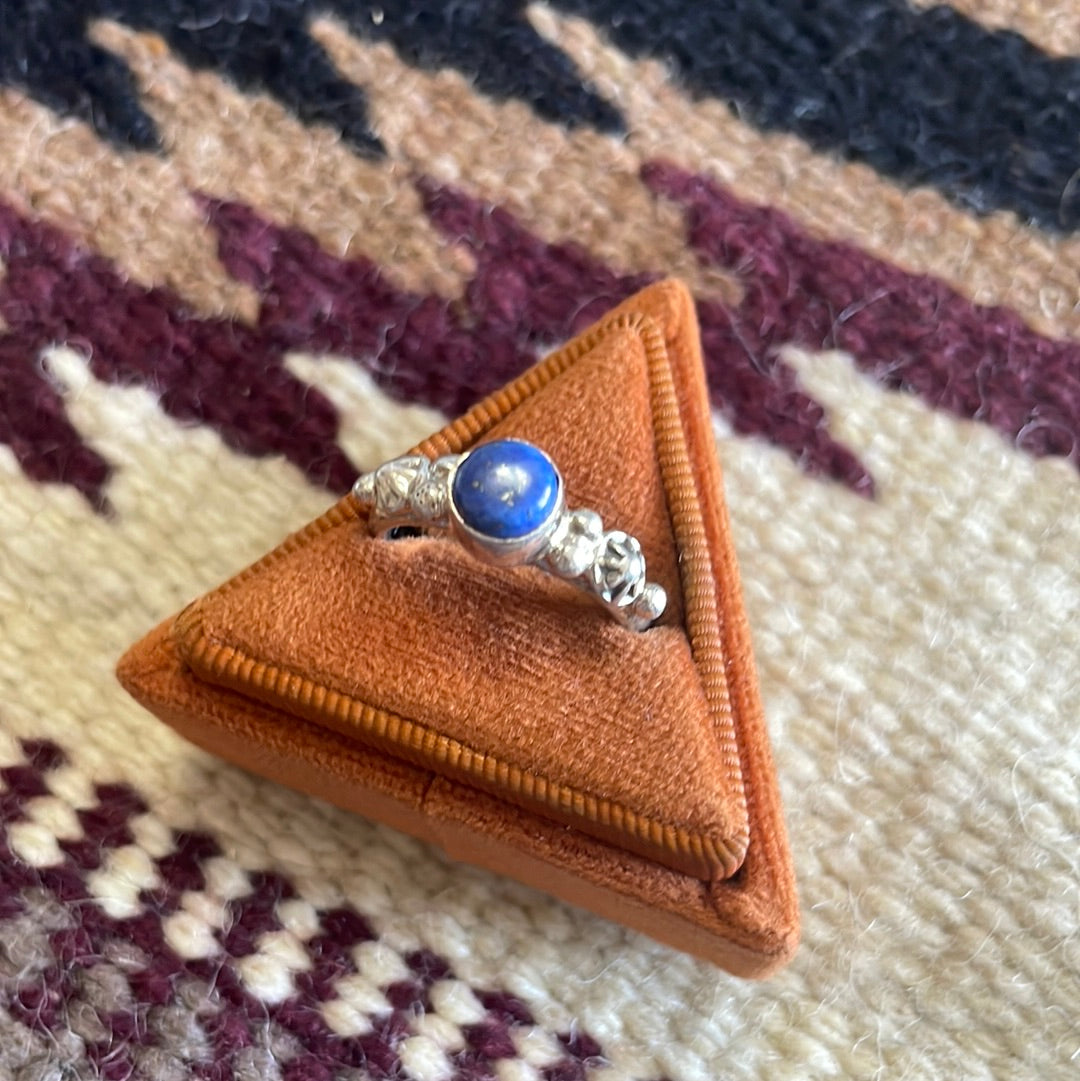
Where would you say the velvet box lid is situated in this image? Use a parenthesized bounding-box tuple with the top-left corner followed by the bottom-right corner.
(117, 280, 799, 977)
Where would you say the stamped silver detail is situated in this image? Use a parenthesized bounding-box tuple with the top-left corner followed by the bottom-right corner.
(352, 471, 376, 505)
(592, 531, 646, 608)
(373, 455, 427, 515)
(408, 456, 456, 522)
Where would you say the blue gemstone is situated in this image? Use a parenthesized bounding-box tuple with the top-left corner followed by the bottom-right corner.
(452, 440, 560, 540)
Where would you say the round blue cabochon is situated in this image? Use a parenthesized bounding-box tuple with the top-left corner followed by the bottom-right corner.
(451, 440, 560, 540)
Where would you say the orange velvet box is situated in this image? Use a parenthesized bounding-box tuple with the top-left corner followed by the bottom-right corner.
(117, 280, 799, 977)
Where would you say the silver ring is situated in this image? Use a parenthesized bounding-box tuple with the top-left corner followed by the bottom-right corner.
(351, 438, 667, 631)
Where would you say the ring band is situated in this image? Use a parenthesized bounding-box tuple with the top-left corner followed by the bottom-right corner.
(352, 439, 667, 631)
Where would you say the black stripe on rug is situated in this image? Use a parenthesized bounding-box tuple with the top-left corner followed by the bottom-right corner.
(561, 0, 1080, 230)
(0, 0, 621, 156)
(2, 1, 1078, 229)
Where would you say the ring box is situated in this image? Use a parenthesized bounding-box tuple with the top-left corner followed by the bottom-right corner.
(117, 280, 799, 977)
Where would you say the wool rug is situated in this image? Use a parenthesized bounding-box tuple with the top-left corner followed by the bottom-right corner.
(1, 2, 1078, 1078)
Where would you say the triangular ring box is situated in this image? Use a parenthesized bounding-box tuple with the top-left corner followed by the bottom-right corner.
(117, 281, 799, 977)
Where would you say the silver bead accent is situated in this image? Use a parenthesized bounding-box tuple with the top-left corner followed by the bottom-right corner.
(633, 582, 668, 624)
(543, 508, 604, 578)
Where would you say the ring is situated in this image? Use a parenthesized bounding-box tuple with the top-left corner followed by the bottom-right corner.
(351, 439, 667, 631)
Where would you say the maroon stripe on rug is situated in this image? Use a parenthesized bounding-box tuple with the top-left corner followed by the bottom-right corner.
(644, 159, 1080, 468)
(0, 204, 355, 507)
(417, 179, 873, 493)
(0, 335, 112, 510)
(10, 170, 1076, 510)
(207, 184, 872, 492)
(199, 193, 534, 417)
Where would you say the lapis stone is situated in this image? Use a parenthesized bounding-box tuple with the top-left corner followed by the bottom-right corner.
(452, 440, 560, 540)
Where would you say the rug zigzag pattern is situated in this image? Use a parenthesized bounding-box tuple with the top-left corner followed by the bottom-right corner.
(0, 736, 629, 1080)
(0, 0, 1078, 1078)
(3, 0, 1079, 226)
(4, 173, 1080, 509)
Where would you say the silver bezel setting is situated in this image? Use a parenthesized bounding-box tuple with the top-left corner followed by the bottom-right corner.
(446, 444, 566, 568)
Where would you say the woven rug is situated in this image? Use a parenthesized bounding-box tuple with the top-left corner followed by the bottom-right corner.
(1, 2, 1078, 1078)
